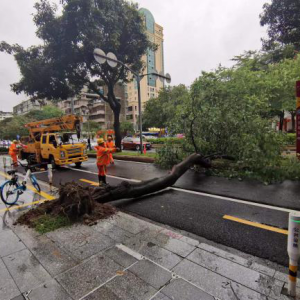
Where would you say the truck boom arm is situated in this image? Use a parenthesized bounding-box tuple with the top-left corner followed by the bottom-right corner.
(25, 115, 82, 139)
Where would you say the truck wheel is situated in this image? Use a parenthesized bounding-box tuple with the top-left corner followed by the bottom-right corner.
(75, 162, 82, 168)
(136, 145, 140, 151)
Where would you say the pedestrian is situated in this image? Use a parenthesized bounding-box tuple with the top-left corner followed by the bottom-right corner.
(95, 138, 118, 186)
(9, 140, 20, 167)
(87, 137, 92, 151)
(106, 135, 115, 164)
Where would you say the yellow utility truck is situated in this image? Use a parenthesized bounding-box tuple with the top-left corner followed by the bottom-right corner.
(20, 115, 88, 168)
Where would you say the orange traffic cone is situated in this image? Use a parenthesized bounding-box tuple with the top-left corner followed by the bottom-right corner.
(143, 144, 147, 154)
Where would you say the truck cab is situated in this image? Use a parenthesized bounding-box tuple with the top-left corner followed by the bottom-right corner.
(20, 115, 88, 168)
(40, 133, 88, 168)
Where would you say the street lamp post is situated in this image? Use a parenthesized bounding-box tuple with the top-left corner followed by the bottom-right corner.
(93, 48, 171, 154)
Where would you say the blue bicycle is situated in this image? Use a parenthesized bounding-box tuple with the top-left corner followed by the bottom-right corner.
(0, 161, 41, 205)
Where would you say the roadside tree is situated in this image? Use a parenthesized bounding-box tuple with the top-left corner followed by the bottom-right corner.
(0, 0, 154, 148)
(260, 0, 300, 51)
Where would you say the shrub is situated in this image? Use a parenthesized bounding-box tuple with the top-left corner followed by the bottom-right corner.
(155, 143, 186, 169)
(151, 137, 184, 145)
(285, 133, 296, 146)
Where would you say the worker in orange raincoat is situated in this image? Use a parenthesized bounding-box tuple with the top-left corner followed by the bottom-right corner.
(9, 140, 20, 166)
(106, 135, 115, 164)
(95, 138, 118, 185)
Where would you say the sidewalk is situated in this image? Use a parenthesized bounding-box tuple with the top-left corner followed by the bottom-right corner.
(0, 208, 297, 300)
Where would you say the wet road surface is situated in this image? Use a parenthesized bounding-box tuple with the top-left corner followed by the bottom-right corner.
(21, 159, 293, 266)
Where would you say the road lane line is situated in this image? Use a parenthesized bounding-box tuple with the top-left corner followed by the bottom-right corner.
(80, 179, 98, 186)
(171, 187, 296, 213)
(66, 167, 141, 182)
(0, 198, 53, 213)
(223, 215, 288, 235)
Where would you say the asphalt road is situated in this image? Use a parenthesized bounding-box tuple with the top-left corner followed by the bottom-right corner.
(33, 159, 293, 266)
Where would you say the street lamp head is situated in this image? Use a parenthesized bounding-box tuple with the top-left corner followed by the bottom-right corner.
(165, 73, 171, 84)
(93, 48, 106, 65)
(106, 52, 118, 68)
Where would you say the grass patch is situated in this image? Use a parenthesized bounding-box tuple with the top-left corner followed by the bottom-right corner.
(33, 215, 71, 234)
(114, 151, 156, 158)
(88, 150, 156, 158)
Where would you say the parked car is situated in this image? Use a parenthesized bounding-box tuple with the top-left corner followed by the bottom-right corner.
(121, 137, 151, 151)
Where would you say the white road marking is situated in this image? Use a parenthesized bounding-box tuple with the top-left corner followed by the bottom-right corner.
(62, 166, 297, 213)
(87, 157, 152, 165)
(67, 166, 141, 182)
(172, 187, 296, 213)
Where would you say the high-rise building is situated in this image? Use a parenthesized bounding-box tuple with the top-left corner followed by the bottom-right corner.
(126, 8, 165, 130)
(58, 83, 126, 130)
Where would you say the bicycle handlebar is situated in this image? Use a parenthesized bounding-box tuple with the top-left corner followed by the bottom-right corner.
(17, 160, 40, 171)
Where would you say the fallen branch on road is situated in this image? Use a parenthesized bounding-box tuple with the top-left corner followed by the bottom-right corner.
(17, 153, 211, 231)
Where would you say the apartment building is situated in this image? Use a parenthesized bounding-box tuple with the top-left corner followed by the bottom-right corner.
(126, 8, 165, 129)
(13, 99, 50, 115)
(0, 111, 13, 121)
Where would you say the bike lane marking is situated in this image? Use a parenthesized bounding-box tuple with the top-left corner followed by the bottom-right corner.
(0, 171, 55, 213)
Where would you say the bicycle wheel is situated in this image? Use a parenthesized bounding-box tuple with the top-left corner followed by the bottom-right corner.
(1, 181, 20, 205)
(30, 175, 41, 193)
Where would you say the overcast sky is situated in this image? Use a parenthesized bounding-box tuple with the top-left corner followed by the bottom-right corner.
(0, 0, 269, 112)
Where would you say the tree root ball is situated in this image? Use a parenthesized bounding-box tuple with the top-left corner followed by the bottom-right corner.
(17, 182, 117, 228)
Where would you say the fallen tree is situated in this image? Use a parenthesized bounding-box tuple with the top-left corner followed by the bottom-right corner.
(17, 153, 211, 228)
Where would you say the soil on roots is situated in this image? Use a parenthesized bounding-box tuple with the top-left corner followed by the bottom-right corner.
(17, 182, 117, 229)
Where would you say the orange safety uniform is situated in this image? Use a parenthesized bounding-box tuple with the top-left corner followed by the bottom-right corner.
(106, 140, 115, 164)
(9, 143, 19, 166)
(95, 145, 117, 176)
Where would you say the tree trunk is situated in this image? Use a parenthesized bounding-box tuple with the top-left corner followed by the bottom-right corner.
(290, 111, 296, 133)
(279, 111, 285, 131)
(92, 153, 211, 203)
(114, 109, 122, 149)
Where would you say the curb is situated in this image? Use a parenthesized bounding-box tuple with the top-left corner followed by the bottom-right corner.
(88, 153, 155, 164)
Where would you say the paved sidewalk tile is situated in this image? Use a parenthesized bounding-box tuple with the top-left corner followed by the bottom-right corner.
(29, 235, 78, 276)
(11, 225, 41, 249)
(129, 259, 172, 289)
(0, 229, 26, 258)
(3, 248, 52, 293)
(160, 278, 214, 300)
(98, 271, 157, 300)
(56, 253, 122, 299)
(47, 225, 115, 261)
(108, 212, 149, 234)
(187, 248, 283, 296)
(26, 279, 72, 300)
(150, 232, 196, 257)
(124, 237, 182, 269)
(0, 258, 20, 300)
(160, 228, 199, 247)
(11, 295, 25, 300)
(198, 243, 276, 277)
(274, 271, 300, 288)
(104, 246, 138, 268)
(173, 259, 268, 300)
(92, 220, 133, 243)
(150, 293, 171, 300)
(83, 286, 121, 300)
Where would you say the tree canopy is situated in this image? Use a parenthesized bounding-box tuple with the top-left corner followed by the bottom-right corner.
(0, 0, 155, 147)
(0, 105, 63, 140)
(260, 0, 300, 51)
(142, 85, 189, 130)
